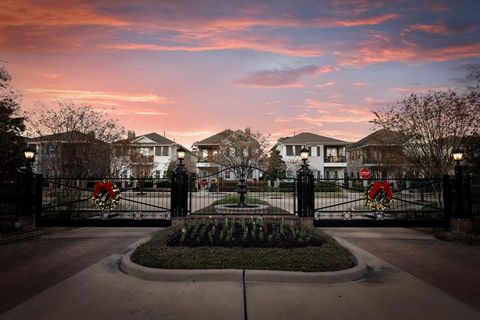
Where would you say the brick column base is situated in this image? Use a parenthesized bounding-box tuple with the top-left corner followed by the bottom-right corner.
(450, 219, 473, 234)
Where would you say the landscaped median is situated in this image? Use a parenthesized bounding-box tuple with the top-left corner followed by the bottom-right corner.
(121, 218, 367, 283)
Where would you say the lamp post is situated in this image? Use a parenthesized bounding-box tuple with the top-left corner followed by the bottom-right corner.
(452, 149, 464, 219)
(171, 147, 188, 217)
(452, 149, 463, 177)
(23, 146, 36, 219)
(297, 147, 314, 217)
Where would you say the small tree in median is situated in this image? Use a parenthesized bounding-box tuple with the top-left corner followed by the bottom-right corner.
(208, 128, 269, 179)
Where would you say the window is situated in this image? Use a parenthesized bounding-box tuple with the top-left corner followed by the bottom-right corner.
(286, 145, 293, 156)
(286, 170, 293, 178)
(225, 170, 231, 180)
(317, 147, 321, 157)
(202, 149, 208, 158)
(162, 146, 169, 156)
(155, 147, 162, 156)
(154, 170, 161, 178)
(295, 145, 302, 156)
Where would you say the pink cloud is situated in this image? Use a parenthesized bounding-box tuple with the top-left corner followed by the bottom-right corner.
(236, 65, 335, 88)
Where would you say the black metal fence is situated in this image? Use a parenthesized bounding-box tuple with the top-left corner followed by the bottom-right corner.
(0, 173, 42, 233)
(190, 175, 296, 216)
(39, 177, 171, 226)
(313, 177, 447, 227)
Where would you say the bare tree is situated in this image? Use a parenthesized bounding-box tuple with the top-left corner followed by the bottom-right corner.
(208, 128, 269, 178)
(27, 102, 125, 177)
(374, 88, 480, 178)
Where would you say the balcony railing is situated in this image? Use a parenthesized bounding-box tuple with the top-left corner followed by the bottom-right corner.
(324, 155, 346, 163)
(130, 154, 154, 163)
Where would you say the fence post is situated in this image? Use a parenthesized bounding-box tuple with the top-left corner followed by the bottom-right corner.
(171, 161, 189, 217)
(442, 175, 452, 228)
(296, 162, 315, 218)
(34, 174, 43, 227)
(464, 175, 472, 218)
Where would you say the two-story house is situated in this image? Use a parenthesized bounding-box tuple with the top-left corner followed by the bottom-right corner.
(114, 132, 195, 178)
(192, 129, 260, 180)
(25, 131, 111, 177)
(275, 132, 349, 179)
(346, 129, 407, 179)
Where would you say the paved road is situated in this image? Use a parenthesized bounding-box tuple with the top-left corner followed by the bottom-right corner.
(1, 229, 479, 320)
(323, 228, 480, 311)
(0, 227, 161, 314)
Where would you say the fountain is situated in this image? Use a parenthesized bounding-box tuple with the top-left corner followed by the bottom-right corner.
(214, 172, 269, 214)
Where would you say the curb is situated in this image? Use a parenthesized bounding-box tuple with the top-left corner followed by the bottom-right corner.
(120, 237, 368, 283)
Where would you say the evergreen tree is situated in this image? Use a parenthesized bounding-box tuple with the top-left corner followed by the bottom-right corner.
(0, 66, 26, 177)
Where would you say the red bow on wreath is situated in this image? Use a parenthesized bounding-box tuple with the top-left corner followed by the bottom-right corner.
(93, 181, 115, 198)
(369, 181, 393, 200)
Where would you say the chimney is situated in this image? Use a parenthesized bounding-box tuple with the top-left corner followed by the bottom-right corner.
(163, 131, 166, 137)
(127, 130, 135, 139)
(293, 131, 296, 136)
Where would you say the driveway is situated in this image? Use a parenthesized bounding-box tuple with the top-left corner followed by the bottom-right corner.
(0, 227, 161, 314)
(323, 227, 480, 311)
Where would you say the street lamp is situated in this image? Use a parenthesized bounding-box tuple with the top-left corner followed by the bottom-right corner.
(23, 146, 36, 220)
(452, 149, 463, 176)
(177, 147, 186, 164)
(24, 146, 36, 163)
(300, 147, 309, 164)
(297, 146, 314, 217)
(24, 146, 35, 174)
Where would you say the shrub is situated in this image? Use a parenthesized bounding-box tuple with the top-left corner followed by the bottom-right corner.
(167, 218, 325, 248)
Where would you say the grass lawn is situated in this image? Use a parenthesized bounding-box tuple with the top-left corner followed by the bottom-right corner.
(193, 194, 292, 215)
(131, 219, 356, 272)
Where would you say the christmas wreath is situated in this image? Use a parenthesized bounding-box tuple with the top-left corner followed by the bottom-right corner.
(365, 181, 394, 211)
(92, 181, 121, 210)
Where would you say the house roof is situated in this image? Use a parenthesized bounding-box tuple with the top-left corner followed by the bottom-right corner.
(26, 131, 106, 144)
(347, 129, 406, 150)
(141, 133, 176, 145)
(278, 132, 349, 145)
(193, 129, 234, 146)
(117, 132, 176, 145)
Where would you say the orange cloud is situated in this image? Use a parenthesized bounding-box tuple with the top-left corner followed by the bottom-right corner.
(0, 1, 130, 27)
(27, 88, 174, 104)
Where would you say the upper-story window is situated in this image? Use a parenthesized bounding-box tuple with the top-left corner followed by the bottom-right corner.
(324, 146, 346, 162)
(202, 149, 208, 158)
(286, 145, 293, 156)
(317, 147, 321, 157)
(162, 146, 169, 156)
(294, 145, 302, 156)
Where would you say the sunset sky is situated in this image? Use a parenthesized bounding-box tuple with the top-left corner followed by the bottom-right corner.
(1, 0, 480, 148)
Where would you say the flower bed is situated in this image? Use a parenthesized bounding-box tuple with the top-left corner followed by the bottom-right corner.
(168, 218, 321, 248)
(131, 218, 356, 272)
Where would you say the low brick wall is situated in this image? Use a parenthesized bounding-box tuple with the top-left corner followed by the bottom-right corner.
(451, 219, 473, 233)
(173, 215, 315, 226)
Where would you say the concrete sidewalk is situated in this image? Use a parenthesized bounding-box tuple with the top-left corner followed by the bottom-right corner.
(1, 228, 479, 319)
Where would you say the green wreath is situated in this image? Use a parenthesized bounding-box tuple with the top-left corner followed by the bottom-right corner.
(92, 181, 121, 210)
(365, 181, 394, 211)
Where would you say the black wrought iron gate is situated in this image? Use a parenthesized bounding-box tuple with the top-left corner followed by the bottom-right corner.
(37, 176, 171, 227)
(313, 177, 449, 227)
